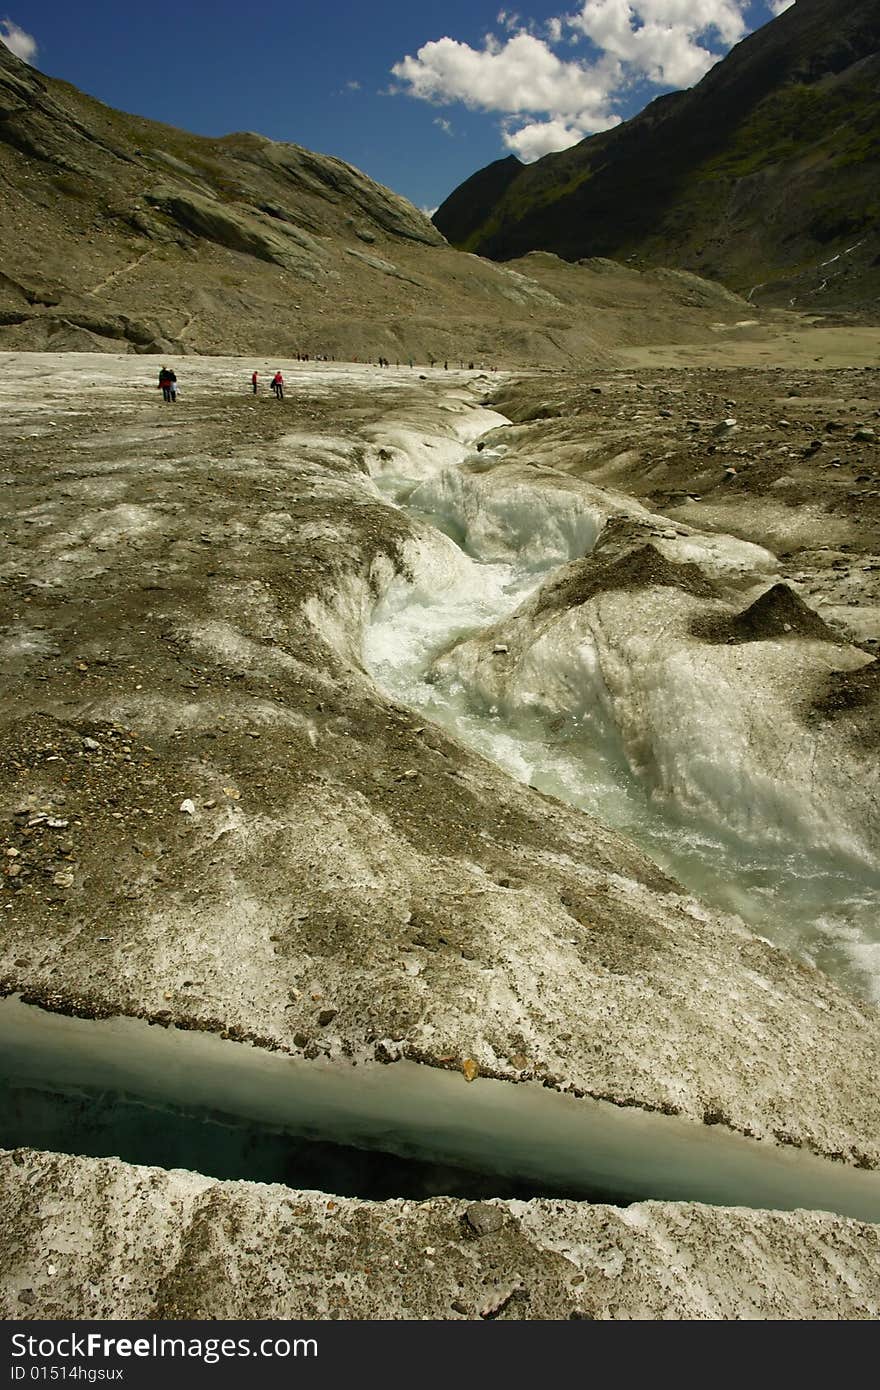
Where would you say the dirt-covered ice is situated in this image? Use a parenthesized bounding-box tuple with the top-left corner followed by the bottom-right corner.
(2, 350, 880, 1320)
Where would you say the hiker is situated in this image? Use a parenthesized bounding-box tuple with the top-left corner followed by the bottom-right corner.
(169, 370, 178, 402)
(158, 366, 172, 402)
(251, 370, 259, 395)
(271, 370, 284, 400)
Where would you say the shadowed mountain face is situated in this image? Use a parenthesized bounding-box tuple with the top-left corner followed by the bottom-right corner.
(0, 42, 758, 364)
(433, 0, 880, 312)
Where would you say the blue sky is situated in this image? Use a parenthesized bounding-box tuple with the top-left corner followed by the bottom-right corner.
(3, 2, 792, 210)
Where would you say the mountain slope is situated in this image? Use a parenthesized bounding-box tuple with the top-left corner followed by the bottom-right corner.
(0, 42, 756, 364)
(433, 0, 880, 310)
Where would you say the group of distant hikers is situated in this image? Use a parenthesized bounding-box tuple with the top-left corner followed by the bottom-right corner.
(158, 366, 284, 401)
(251, 370, 285, 398)
(157, 358, 494, 404)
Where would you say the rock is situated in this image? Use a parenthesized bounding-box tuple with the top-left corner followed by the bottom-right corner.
(82, 737, 100, 751)
(179, 799, 196, 815)
(17, 1288, 35, 1306)
(714, 418, 737, 434)
(492, 643, 510, 655)
(464, 1202, 506, 1237)
(479, 1284, 526, 1318)
(144, 186, 322, 276)
(317, 1009, 337, 1027)
(52, 871, 74, 888)
(462, 1058, 480, 1083)
(854, 428, 876, 442)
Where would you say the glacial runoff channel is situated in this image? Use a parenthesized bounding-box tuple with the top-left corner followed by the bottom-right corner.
(364, 401, 880, 1006)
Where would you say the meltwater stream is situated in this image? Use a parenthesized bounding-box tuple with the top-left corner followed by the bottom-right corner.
(365, 414, 880, 1005)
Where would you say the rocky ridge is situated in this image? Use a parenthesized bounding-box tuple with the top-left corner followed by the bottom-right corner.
(0, 41, 756, 366)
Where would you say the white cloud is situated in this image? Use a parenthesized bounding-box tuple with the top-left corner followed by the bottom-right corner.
(503, 113, 620, 160)
(392, 33, 619, 128)
(434, 116, 454, 136)
(567, 1, 749, 87)
(346, 80, 361, 91)
(392, 2, 759, 162)
(0, 16, 37, 63)
(768, 0, 794, 14)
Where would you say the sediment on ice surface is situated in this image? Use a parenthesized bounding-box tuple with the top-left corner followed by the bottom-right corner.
(2, 356, 880, 1226)
(3, 1150, 880, 1321)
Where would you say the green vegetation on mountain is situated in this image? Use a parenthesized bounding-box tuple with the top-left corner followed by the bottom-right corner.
(434, 0, 880, 311)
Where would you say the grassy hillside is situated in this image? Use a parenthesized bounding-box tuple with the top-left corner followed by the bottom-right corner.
(434, 0, 880, 311)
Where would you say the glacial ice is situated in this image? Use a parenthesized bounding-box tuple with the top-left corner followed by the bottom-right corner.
(438, 588, 878, 865)
(406, 466, 610, 569)
(364, 400, 509, 495)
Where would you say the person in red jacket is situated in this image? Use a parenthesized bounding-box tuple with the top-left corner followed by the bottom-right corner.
(251, 370, 259, 395)
(271, 371, 284, 400)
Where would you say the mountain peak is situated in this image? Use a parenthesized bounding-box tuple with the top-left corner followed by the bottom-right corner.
(434, 0, 880, 310)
